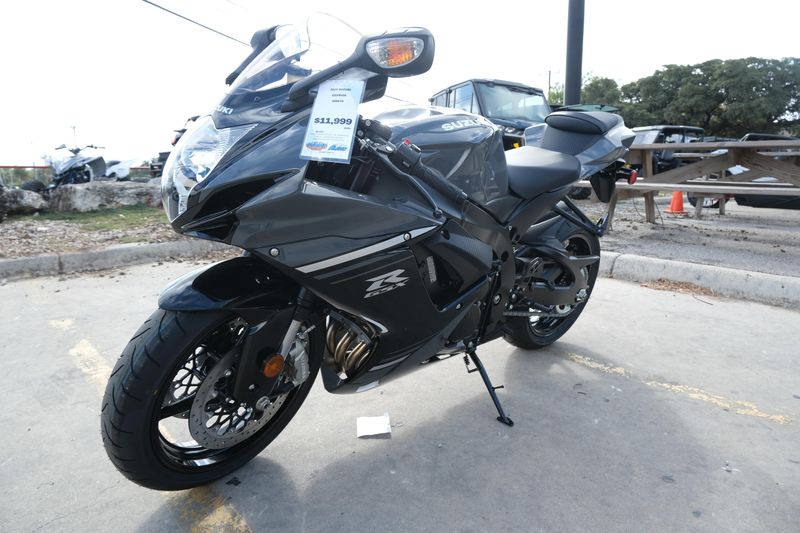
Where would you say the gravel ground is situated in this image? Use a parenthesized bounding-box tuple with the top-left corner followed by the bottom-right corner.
(1, 197, 797, 278)
(0, 215, 183, 258)
(579, 196, 800, 277)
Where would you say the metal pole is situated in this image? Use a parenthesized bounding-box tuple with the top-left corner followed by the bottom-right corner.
(564, 0, 585, 105)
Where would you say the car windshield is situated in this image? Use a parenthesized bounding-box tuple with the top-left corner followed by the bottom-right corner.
(229, 14, 364, 95)
(475, 83, 549, 122)
(633, 130, 660, 144)
(664, 130, 702, 143)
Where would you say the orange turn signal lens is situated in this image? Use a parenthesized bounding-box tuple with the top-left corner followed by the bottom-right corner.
(366, 37, 424, 69)
(262, 354, 285, 378)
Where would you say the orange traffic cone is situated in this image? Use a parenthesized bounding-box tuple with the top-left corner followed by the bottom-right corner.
(665, 191, 686, 214)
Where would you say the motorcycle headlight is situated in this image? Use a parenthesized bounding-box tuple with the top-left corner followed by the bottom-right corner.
(161, 116, 255, 221)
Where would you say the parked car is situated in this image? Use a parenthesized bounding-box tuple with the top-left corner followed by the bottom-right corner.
(430, 79, 551, 150)
(731, 133, 800, 210)
(631, 125, 705, 174)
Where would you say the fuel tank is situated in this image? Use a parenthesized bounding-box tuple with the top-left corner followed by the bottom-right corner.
(374, 106, 511, 212)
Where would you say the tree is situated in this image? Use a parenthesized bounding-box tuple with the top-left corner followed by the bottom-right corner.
(616, 58, 800, 137)
(548, 82, 564, 106)
(581, 77, 621, 105)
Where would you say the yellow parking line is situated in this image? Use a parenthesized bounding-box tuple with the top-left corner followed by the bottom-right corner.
(565, 352, 792, 425)
(171, 487, 251, 533)
(68, 338, 110, 395)
(63, 331, 253, 532)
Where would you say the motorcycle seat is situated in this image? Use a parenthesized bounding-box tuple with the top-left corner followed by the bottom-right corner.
(545, 111, 622, 135)
(505, 146, 581, 199)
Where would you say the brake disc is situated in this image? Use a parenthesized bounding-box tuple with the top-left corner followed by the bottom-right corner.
(188, 350, 288, 450)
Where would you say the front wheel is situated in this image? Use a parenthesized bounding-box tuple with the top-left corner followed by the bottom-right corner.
(101, 309, 321, 490)
(504, 229, 600, 350)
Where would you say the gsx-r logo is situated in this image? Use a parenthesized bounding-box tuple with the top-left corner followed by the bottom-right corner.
(364, 269, 409, 298)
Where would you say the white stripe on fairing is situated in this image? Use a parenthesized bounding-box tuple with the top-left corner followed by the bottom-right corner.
(296, 226, 437, 274)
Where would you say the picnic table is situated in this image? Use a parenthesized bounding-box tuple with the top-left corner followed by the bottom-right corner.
(579, 140, 800, 224)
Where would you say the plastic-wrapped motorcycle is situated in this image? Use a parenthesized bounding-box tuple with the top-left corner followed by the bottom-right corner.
(101, 15, 635, 490)
(22, 144, 106, 194)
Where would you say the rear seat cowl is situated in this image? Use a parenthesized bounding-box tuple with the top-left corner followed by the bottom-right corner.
(545, 111, 622, 135)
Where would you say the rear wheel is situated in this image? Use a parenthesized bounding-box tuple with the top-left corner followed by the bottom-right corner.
(504, 230, 600, 349)
(101, 309, 322, 490)
(686, 192, 720, 209)
(567, 186, 591, 200)
(21, 179, 46, 193)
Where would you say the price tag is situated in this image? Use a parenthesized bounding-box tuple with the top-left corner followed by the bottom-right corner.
(300, 79, 365, 164)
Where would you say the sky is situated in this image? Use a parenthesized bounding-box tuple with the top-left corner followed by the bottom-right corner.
(0, 0, 797, 165)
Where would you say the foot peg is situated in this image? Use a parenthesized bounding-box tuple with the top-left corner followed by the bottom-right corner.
(464, 351, 514, 426)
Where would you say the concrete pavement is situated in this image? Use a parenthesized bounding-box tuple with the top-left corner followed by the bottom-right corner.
(1, 262, 798, 532)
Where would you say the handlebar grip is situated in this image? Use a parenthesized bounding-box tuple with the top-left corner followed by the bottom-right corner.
(390, 141, 466, 205)
(416, 163, 468, 205)
(360, 118, 393, 142)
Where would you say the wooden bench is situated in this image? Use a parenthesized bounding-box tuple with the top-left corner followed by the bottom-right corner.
(581, 140, 800, 224)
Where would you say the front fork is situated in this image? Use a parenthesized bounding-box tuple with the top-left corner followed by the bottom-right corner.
(231, 288, 317, 404)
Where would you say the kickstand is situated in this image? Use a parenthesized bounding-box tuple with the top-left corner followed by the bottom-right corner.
(464, 351, 514, 427)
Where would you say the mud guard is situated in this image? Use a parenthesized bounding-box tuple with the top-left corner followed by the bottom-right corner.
(158, 256, 299, 323)
(159, 256, 318, 403)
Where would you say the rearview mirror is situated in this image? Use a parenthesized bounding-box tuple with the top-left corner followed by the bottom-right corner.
(282, 27, 434, 111)
(361, 28, 435, 77)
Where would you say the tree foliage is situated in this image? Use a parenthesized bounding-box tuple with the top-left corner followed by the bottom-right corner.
(575, 58, 800, 137)
(582, 76, 621, 106)
(548, 82, 564, 106)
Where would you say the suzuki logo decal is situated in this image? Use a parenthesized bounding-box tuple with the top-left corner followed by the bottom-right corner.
(364, 269, 409, 299)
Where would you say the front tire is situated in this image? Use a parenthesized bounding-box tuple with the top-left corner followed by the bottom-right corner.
(101, 309, 321, 490)
(504, 230, 600, 350)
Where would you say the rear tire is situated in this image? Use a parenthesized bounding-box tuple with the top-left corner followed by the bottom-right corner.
(567, 186, 591, 200)
(21, 179, 46, 193)
(101, 309, 322, 490)
(504, 229, 600, 350)
(686, 193, 719, 209)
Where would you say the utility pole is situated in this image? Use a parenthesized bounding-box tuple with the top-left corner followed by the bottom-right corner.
(564, 0, 585, 105)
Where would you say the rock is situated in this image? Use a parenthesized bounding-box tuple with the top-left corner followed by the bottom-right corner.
(0, 187, 48, 216)
(48, 181, 161, 212)
(0, 187, 7, 221)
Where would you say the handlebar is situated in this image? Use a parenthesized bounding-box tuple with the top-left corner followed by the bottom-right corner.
(388, 140, 468, 206)
(358, 117, 467, 207)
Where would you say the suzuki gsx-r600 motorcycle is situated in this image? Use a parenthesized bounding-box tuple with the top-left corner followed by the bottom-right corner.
(101, 16, 634, 490)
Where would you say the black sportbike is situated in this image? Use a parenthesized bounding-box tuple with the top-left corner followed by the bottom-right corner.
(101, 16, 635, 490)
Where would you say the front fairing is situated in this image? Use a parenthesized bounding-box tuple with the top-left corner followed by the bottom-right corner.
(168, 102, 307, 232)
(212, 82, 293, 130)
(165, 22, 388, 226)
(50, 153, 103, 175)
(50, 153, 81, 175)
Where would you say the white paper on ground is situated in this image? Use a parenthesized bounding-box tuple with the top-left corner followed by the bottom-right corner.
(356, 413, 392, 438)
